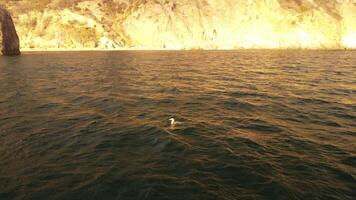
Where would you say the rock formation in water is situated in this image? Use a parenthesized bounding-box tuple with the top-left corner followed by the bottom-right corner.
(0, 5, 20, 56)
(1, 0, 356, 50)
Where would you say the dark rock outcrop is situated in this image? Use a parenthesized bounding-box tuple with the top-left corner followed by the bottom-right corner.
(0, 5, 20, 56)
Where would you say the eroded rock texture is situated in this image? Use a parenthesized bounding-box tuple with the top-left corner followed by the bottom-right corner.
(0, 5, 20, 56)
(1, 0, 356, 49)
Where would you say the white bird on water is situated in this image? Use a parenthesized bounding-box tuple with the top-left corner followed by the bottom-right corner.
(169, 118, 176, 125)
(169, 118, 183, 126)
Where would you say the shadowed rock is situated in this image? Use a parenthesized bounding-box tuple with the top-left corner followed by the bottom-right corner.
(0, 5, 20, 56)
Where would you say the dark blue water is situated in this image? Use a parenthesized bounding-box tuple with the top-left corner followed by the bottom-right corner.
(0, 51, 355, 200)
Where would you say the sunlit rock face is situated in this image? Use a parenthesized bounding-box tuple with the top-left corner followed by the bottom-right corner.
(0, 5, 20, 55)
(1, 0, 356, 50)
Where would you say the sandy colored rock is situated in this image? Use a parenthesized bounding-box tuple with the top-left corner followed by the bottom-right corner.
(1, 0, 356, 50)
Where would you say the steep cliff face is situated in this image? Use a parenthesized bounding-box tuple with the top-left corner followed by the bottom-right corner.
(1, 0, 356, 50)
(0, 5, 20, 55)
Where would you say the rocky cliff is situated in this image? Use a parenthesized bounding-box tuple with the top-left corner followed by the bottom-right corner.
(0, 5, 20, 55)
(1, 0, 356, 50)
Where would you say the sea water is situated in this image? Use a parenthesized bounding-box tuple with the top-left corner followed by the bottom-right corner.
(0, 50, 355, 200)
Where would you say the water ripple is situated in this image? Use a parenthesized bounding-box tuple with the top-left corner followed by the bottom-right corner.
(0, 50, 355, 200)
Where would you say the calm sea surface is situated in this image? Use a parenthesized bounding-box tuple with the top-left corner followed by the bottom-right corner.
(0, 51, 355, 200)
